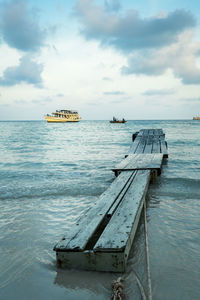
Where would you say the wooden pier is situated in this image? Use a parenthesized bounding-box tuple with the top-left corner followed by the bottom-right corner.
(54, 129, 168, 272)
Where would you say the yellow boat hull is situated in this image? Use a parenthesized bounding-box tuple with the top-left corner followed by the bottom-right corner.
(45, 116, 81, 123)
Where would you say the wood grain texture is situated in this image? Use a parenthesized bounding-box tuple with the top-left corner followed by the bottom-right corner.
(144, 135, 153, 153)
(160, 135, 168, 157)
(107, 171, 137, 216)
(135, 136, 146, 153)
(55, 171, 134, 251)
(112, 154, 163, 172)
(94, 170, 150, 251)
(128, 136, 141, 154)
(152, 135, 161, 153)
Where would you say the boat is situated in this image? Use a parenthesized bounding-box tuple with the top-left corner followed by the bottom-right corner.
(45, 110, 81, 123)
(193, 116, 200, 120)
(110, 120, 127, 123)
(110, 117, 127, 123)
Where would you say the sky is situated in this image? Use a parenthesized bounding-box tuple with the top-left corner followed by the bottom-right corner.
(0, 0, 200, 120)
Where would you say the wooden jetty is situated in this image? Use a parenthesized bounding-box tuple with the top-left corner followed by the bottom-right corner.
(54, 129, 168, 272)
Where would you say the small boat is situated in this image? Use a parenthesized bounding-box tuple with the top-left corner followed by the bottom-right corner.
(110, 120, 127, 123)
(193, 116, 200, 120)
(45, 110, 81, 123)
(110, 117, 127, 123)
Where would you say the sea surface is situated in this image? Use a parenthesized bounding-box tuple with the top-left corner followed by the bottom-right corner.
(0, 120, 199, 300)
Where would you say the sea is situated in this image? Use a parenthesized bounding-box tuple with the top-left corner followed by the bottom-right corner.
(0, 120, 199, 300)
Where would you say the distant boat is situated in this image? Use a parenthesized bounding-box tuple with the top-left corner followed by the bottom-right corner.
(110, 117, 127, 123)
(45, 110, 81, 123)
(193, 116, 200, 120)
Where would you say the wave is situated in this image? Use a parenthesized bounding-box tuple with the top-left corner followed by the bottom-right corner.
(149, 176, 200, 200)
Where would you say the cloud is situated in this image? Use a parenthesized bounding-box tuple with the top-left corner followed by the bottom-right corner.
(0, 0, 46, 52)
(104, 0, 121, 12)
(75, 1, 200, 85)
(104, 91, 125, 95)
(75, 1, 195, 51)
(181, 97, 200, 102)
(56, 93, 65, 97)
(143, 88, 176, 96)
(102, 76, 112, 81)
(14, 99, 27, 104)
(86, 101, 100, 106)
(32, 97, 52, 104)
(110, 98, 129, 104)
(122, 31, 200, 84)
(0, 54, 43, 86)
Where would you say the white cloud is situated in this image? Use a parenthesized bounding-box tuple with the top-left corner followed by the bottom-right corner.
(0, 54, 43, 86)
(75, 0, 200, 85)
(143, 88, 176, 96)
(122, 31, 200, 85)
(104, 91, 125, 95)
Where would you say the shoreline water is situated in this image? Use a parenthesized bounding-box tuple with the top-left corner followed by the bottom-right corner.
(0, 120, 199, 300)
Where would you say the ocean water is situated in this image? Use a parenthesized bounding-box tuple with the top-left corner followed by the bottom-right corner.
(0, 120, 199, 300)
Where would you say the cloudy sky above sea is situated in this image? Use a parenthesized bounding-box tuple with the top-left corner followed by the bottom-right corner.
(0, 0, 200, 120)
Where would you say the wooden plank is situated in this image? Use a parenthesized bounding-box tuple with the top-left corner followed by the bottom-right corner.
(128, 136, 141, 154)
(128, 129, 145, 154)
(113, 154, 140, 171)
(160, 135, 168, 158)
(107, 171, 137, 216)
(137, 130, 144, 137)
(56, 249, 126, 272)
(126, 154, 163, 171)
(94, 170, 150, 251)
(128, 129, 164, 155)
(135, 136, 146, 153)
(152, 135, 161, 153)
(138, 129, 164, 136)
(112, 154, 163, 173)
(148, 129, 154, 136)
(143, 135, 153, 153)
(151, 129, 164, 136)
(153, 129, 159, 136)
(54, 171, 134, 252)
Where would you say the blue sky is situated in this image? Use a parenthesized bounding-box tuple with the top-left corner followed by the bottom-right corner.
(0, 0, 200, 120)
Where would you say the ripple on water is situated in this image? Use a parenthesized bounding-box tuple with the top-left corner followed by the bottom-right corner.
(0, 120, 200, 300)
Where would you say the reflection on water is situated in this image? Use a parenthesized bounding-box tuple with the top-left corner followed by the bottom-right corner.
(54, 269, 115, 293)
